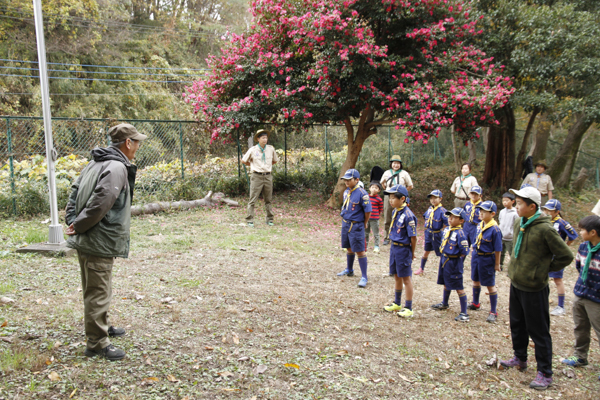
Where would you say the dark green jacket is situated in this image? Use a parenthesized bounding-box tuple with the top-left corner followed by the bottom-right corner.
(65, 146, 137, 258)
(508, 214, 574, 292)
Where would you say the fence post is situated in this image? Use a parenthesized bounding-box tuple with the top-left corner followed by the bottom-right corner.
(237, 132, 241, 178)
(433, 136, 437, 161)
(388, 126, 391, 161)
(596, 158, 599, 189)
(178, 122, 185, 180)
(325, 125, 328, 176)
(284, 126, 287, 178)
(410, 142, 414, 165)
(6, 118, 17, 216)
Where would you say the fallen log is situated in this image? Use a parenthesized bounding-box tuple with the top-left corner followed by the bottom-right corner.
(131, 191, 239, 216)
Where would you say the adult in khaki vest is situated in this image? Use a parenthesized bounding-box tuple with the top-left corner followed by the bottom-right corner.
(521, 160, 554, 205)
(242, 129, 279, 226)
(66, 123, 147, 361)
(380, 155, 413, 245)
(450, 163, 479, 209)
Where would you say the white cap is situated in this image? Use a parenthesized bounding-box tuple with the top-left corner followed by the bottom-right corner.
(509, 186, 541, 207)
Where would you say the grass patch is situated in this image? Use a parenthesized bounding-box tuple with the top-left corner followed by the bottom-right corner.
(0, 346, 45, 373)
(0, 280, 15, 294)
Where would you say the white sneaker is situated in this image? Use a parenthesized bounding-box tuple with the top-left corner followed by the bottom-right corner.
(373, 246, 380, 253)
(550, 306, 565, 316)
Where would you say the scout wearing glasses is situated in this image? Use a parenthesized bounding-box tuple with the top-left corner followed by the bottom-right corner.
(541, 199, 578, 317)
(336, 169, 372, 288)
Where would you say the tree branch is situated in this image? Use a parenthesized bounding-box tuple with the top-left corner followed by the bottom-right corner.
(344, 118, 354, 144)
(365, 118, 396, 129)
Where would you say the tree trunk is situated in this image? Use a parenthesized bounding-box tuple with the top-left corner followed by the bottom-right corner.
(531, 113, 552, 162)
(130, 191, 239, 216)
(482, 104, 516, 190)
(548, 112, 593, 188)
(450, 125, 463, 173)
(572, 168, 589, 192)
(514, 107, 540, 182)
(468, 140, 477, 166)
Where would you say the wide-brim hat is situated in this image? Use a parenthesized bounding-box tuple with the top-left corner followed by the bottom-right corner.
(389, 155, 403, 164)
(254, 129, 271, 141)
(541, 199, 562, 211)
(476, 200, 497, 213)
(510, 186, 542, 207)
(384, 184, 409, 198)
(534, 160, 548, 169)
(108, 123, 148, 143)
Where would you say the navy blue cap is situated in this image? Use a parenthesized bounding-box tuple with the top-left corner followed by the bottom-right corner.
(427, 189, 443, 198)
(445, 207, 467, 220)
(520, 183, 533, 189)
(384, 184, 409, 198)
(341, 169, 360, 180)
(542, 199, 561, 211)
(470, 185, 482, 195)
(477, 200, 497, 213)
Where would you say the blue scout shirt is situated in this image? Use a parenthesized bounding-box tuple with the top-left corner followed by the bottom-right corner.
(439, 226, 470, 257)
(463, 199, 482, 240)
(389, 206, 417, 244)
(551, 217, 578, 242)
(474, 222, 503, 254)
(423, 205, 448, 232)
(340, 186, 372, 222)
(574, 242, 600, 304)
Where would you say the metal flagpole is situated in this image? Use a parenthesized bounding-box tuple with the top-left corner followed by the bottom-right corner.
(33, 0, 64, 244)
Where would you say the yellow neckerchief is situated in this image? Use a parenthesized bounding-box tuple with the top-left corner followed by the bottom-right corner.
(388, 203, 407, 236)
(475, 219, 498, 249)
(469, 199, 482, 223)
(551, 215, 561, 223)
(426, 204, 442, 228)
(342, 186, 359, 210)
(440, 226, 461, 251)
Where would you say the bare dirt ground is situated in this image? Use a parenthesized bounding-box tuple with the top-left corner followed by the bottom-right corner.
(1, 190, 599, 399)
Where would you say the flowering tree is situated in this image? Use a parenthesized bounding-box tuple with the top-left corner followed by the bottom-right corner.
(185, 0, 514, 205)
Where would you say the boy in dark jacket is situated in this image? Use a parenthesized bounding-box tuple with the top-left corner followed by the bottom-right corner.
(499, 187, 574, 390)
(560, 215, 600, 381)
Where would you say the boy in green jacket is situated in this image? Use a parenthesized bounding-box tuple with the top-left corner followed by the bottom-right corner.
(499, 186, 574, 390)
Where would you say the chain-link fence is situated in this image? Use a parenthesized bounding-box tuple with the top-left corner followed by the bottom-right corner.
(1, 116, 598, 216)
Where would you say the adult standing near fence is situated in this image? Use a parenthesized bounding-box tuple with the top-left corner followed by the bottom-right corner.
(242, 129, 279, 227)
(522, 160, 554, 205)
(450, 163, 479, 209)
(380, 155, 413, 246)
(65, 123, 147, 361)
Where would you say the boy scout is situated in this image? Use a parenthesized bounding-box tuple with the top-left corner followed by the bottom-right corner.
(337, 169, 372, 288)
(242, 129, 279, 226)
(522, 160, 554, 205)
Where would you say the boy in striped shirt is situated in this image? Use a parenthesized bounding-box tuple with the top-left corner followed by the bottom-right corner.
(366, 182, 384, 253)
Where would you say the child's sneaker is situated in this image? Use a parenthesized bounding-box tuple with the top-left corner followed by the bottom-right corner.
(529, 371, 552, 390)
(430, 302, 449, 310)
(561, 356, 588, 367)
(550, 306, 565, 316)
(397, 308, 414, 318)
(499, 356, 527, 371)
(373, 246, 380, 253)
(336, 269, 354, 277)
(467, 302, 481, 311)
(383, 303, 402, 313)
(247, 222, 254, 227)
(357, 277, 368, 288)
(454, 313, 469, 322)
(486, 312, 498, 323)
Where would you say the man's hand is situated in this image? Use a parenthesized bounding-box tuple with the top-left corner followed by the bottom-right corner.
(65, 223, 76, 236)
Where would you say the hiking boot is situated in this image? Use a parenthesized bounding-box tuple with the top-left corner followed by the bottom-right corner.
(499, 356, 527, 371)
(336, 269, 354, 277)
(486, 312, 498, 323)
(357, 277, 368, 288)
(383, 303, 403, 313)
(561, 356, 588, 367)
(550, 306, 565, 316)
(529, 371, 552, 390)
(430, 302, 449, 310)
(84, 344, 126, 361)
(108, 326, 125, 337)
(467, 302, 481, 311)
(373, 246, 380, 253)
(455, 313, 469, 322)
(397, 308, 414, 318)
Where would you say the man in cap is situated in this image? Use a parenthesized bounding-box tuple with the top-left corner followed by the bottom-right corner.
(380, 155, 413, 245)
(65, 123, 147, 361)
(242, 129, 279, 227)
(521, 160, 554, 205)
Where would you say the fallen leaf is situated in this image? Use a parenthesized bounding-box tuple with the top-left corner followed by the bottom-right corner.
(238, 356, 249, 361)
(398, 374, 413, 383)
(444, 362, 450, 369)
(53, 341, 62, 349)
(166, 374, 179, 382)
(141, 377, 159, 386)
(485, 354, 497, 367)
(232, 332, 239, 345)
(284, 363, 300, 369)
(135, 294, 145, 300)
(220, 388, 241, 392)
(222, 335, 227, 344)
(145, 358, 152, 365)
(563, 369, 576, 379)
(205, 346, 214, 350)
(256, 365, 268, 374)
(1, 336, 13, 343)
(501, 381, 511, 389)
(48, 371, 60, 381)
(372, 378, 381, 383)
(1, 320, 7, 327)
(160, 297, 173, 303)
(69, 388, 77, 398)
(243, 308, 256, 312)
(218, 371, 234, 378)
(336, 350, 348, 356)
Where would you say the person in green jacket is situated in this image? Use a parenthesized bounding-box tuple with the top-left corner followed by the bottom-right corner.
(65, 123, 147, 361)
(499, 186, 574, 390)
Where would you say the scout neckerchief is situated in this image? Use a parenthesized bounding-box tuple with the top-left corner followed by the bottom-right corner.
(514, 209, 542, 259)
(257, 143, 267, 164)
(426, 204, 442, 229)
(388, 203, 406, 236)
(342, 186, 359, 210)
(387, 168, 402, 186)
(440, 226, 461, 252)
(468, 198, 482, 223)
(551, 215, 562, 224)
(582, 241, 600, 283)
(475, 219, 498, 249)
(457, 174, 472, 197)
(536, 173, 543, 189)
